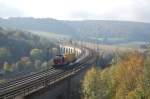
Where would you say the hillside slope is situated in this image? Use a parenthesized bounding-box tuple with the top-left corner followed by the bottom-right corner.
(0, 27, 53, 62)
(0, 18, 78, 37)
(0, 18, 150, 42)
(65, 20, 150, 41)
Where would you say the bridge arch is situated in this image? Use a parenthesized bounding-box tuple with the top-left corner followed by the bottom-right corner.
(59, 45, 81, 56)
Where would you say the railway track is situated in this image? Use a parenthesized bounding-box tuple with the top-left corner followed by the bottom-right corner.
(0, 48, 97, 99)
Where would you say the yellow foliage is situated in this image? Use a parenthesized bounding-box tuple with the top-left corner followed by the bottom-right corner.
(82, 67, 100, 99)
(82, 51, 146, 99)
(127, 91, 138, 99)
(115, 51, 144, 94)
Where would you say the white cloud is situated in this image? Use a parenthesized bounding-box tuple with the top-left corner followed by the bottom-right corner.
(0, 3, 25, 18)
(0, 0, 150, 22)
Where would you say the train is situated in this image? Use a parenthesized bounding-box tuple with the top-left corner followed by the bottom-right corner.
(52, 53, 76, 68)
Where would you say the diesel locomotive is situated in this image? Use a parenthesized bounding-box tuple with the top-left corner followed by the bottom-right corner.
(53, 53, 76, 68)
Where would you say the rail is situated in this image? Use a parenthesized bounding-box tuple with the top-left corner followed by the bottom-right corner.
(0, 47, 97, 99)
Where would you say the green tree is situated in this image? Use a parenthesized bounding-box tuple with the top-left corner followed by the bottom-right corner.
(82, 67, 109, 99)
(16, 60, 26, 71)
(41, 62, 48, 69)
(30, 48, 43, 60)
(34, 60, 42, 69)
(0, 47, 11, 62)
(3, 62, 13, 72)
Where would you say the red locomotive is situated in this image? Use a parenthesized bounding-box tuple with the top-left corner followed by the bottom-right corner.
(53, 53, 76, 68)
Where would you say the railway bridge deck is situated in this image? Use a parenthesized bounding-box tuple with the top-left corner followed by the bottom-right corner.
(0, 46, 97, 99)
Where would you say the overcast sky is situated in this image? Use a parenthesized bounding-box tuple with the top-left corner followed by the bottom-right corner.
(0, 0, 149, 22)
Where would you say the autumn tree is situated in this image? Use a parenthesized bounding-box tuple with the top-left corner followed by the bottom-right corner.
(82, 67, 100, 99)
(3, 62, 13, 72)
(82, 51, 145, 99)
(115, 51, 144, 99)
(144, 46, 150, 98)
(30, 48, 43, 60)
(34, 60, 42, 69)
(82, 67, 111, 99)
(0, 47, 11, 63)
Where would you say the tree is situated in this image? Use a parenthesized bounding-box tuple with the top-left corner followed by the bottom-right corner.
(82, 67, 110, 99)
(82, 67, 98, 99)
(41, 62, 48, 69)
(3, 62, 13, 72)
(82, 51, 145, 99)
(144, 46, 150, 98)
(30, 48, 43, 60)
(34, 60, 42, 69)
(0, 47, 11, 63)
(52, 47, 58, 57)
(115, 51, 144, 99)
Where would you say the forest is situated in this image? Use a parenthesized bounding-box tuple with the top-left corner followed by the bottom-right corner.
(0, 27, 56, 82)
(82, 45, 150, 99)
